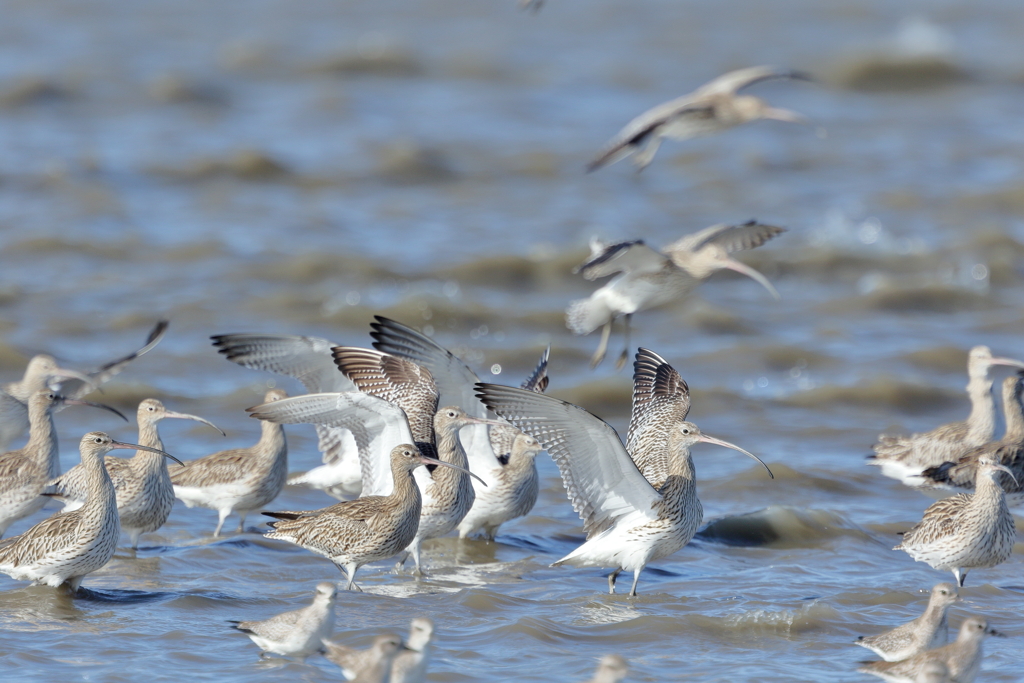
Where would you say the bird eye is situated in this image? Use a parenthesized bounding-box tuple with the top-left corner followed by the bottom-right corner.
(682, 428, 690, 434)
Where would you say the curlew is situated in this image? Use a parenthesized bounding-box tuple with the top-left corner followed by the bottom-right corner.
(919, 372, 1024, 505)
(587, 65, 811, 172)
(0, 390, 125, 537)
(323, 633, 404, 683)
(257, 444, 475, 591)
(171, 389, 288, 536)
(859, 616, 1004, 683)
(584, 655, 629, 683)
(869, 346, 1024, 486)
(48, 398, 216, 548)
(0, 321, 167, 452)
(568, 221, 784, 369)
(249, 373, 493, 576)
(477, 348, 772, 596)
(212, 332, 362, 499)
(368, 316, 549, 540)
(0, 432, 174, 591)
(230, 581, 336, 658)
(855, 583, 959, 662)
(895, 458, 1016, 586)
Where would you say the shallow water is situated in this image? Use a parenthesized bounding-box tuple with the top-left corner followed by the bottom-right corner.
(0, 0, 1023, 681)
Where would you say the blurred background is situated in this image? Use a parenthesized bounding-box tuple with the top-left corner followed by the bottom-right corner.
(0, 1, 1023, 681)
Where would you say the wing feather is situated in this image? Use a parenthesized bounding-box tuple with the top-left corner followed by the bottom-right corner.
(664, 221, 786, 256)
(573, 240, 669, 281)
(475, 383, 659, 538)
(626, 348, 690, 486)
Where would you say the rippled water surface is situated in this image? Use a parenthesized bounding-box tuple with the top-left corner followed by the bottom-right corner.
(1, 1, 1023, 681)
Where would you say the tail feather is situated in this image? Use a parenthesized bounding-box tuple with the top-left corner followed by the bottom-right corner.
(566, 298, 610, 336)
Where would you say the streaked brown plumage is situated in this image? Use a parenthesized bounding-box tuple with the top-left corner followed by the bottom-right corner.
(477, 348, 771, 596)
(920, 373, 1024, 505)
(895, 458, 1016, 586)
(49, 399, 216, 548)
(0, 432, 174, 591)
(869, 346, 1024, 486)
(171, 389, 288, 536)
(261, 444, 445, 591)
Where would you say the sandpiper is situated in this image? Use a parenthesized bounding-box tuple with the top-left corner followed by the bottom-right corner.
(229, 581, 336, 658)
(855, 583, 959, 662)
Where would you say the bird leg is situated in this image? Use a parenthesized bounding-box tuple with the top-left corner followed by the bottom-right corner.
(343, 563, 362, 592)
(237, 512, 247, 533)
(607, 568, 622, 594)
(213, 509, 230, 537)
(615, 314, 632, 371)
(129, 529, 141, 550)
(591, 322, 612, 369)
(954, 569, 967, 587)
(628, 569, 642, 597)
(410, 539, 427, 578)
(393, 551, 409, 573)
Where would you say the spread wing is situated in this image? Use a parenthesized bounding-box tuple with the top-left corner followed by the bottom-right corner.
(573, 240, 670, 281)
(369, 316, 484, 419)
(59, 321, 169, 399)
(521, 347, 550, 394)
(476, 383, 659, 538)
(626, 348, 690, 485)
(587, 99, 716, 172)
(333, 347, 438, 458)
(664, 220, 786, 256)
(693, 65, 812, 97)
(247, 392, 413, 497)
(212, 333, 358, 467)
(211, 333, 354, 393)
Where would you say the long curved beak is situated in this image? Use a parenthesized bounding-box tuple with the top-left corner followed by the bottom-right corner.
(162, 410, 227, 436)
(109, 440, 184, 467)
(460, 416, 509, 428)
(697, 433, 774, 479)
(991, 463, 1019, 487)
(763, 107, 809, 125)
(418, 455, 487, 487)
(63, 398, 129, 423)
(48, 367, 99, 394)
(723, 259, 781, 300)
(988, 356, 1024, 370)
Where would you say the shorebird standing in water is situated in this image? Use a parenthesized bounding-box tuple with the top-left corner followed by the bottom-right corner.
(250, 348, 495, 575)
(368, 316, 549, 540)
(212, 333, 362, 500)
(895, 458, 1016, 586)
(171, 389, 288, 537)
(0, 432, 174, 592)
(855, 583, 959, 662)
(391, 617, 434, 683)
(568, 221, 784, 369)
(256, 443, 475, 591)
(0, 390, 126, 537)
(869, 346, 1024, 486)
(587, 65, 811, 172)
(48, 398, 217, 548)
(229, 581, 337, 658)
(0, 321, 167, 452)
(919, 372, 1024, 505)
(477, 348, 772, 596)
(323, 633, 405, 683)
(859, 616, 1004, 683)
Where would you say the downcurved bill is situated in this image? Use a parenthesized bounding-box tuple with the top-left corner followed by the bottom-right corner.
(109, 439, 185, 467)
(163, 410, 227, 436)
(697, 433, 774, 479)
(723, 259, 781, 300)
(990, 462, 1019, 487)
(64, 397, 130, 423)
(763, 106, 809, 125)
(987, 356, 1024, 370)
(417, 454, 488, 487)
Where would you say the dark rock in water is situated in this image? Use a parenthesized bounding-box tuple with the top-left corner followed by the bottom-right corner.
(828, 55, 969, 91)
(0, 77, 71, 107)
(373, 141, 456, 183)
(148, 73, 228, 106)
(305, 47, 423, 78)
(148, 150, 290, 181)
(781, 378, 958, 414)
